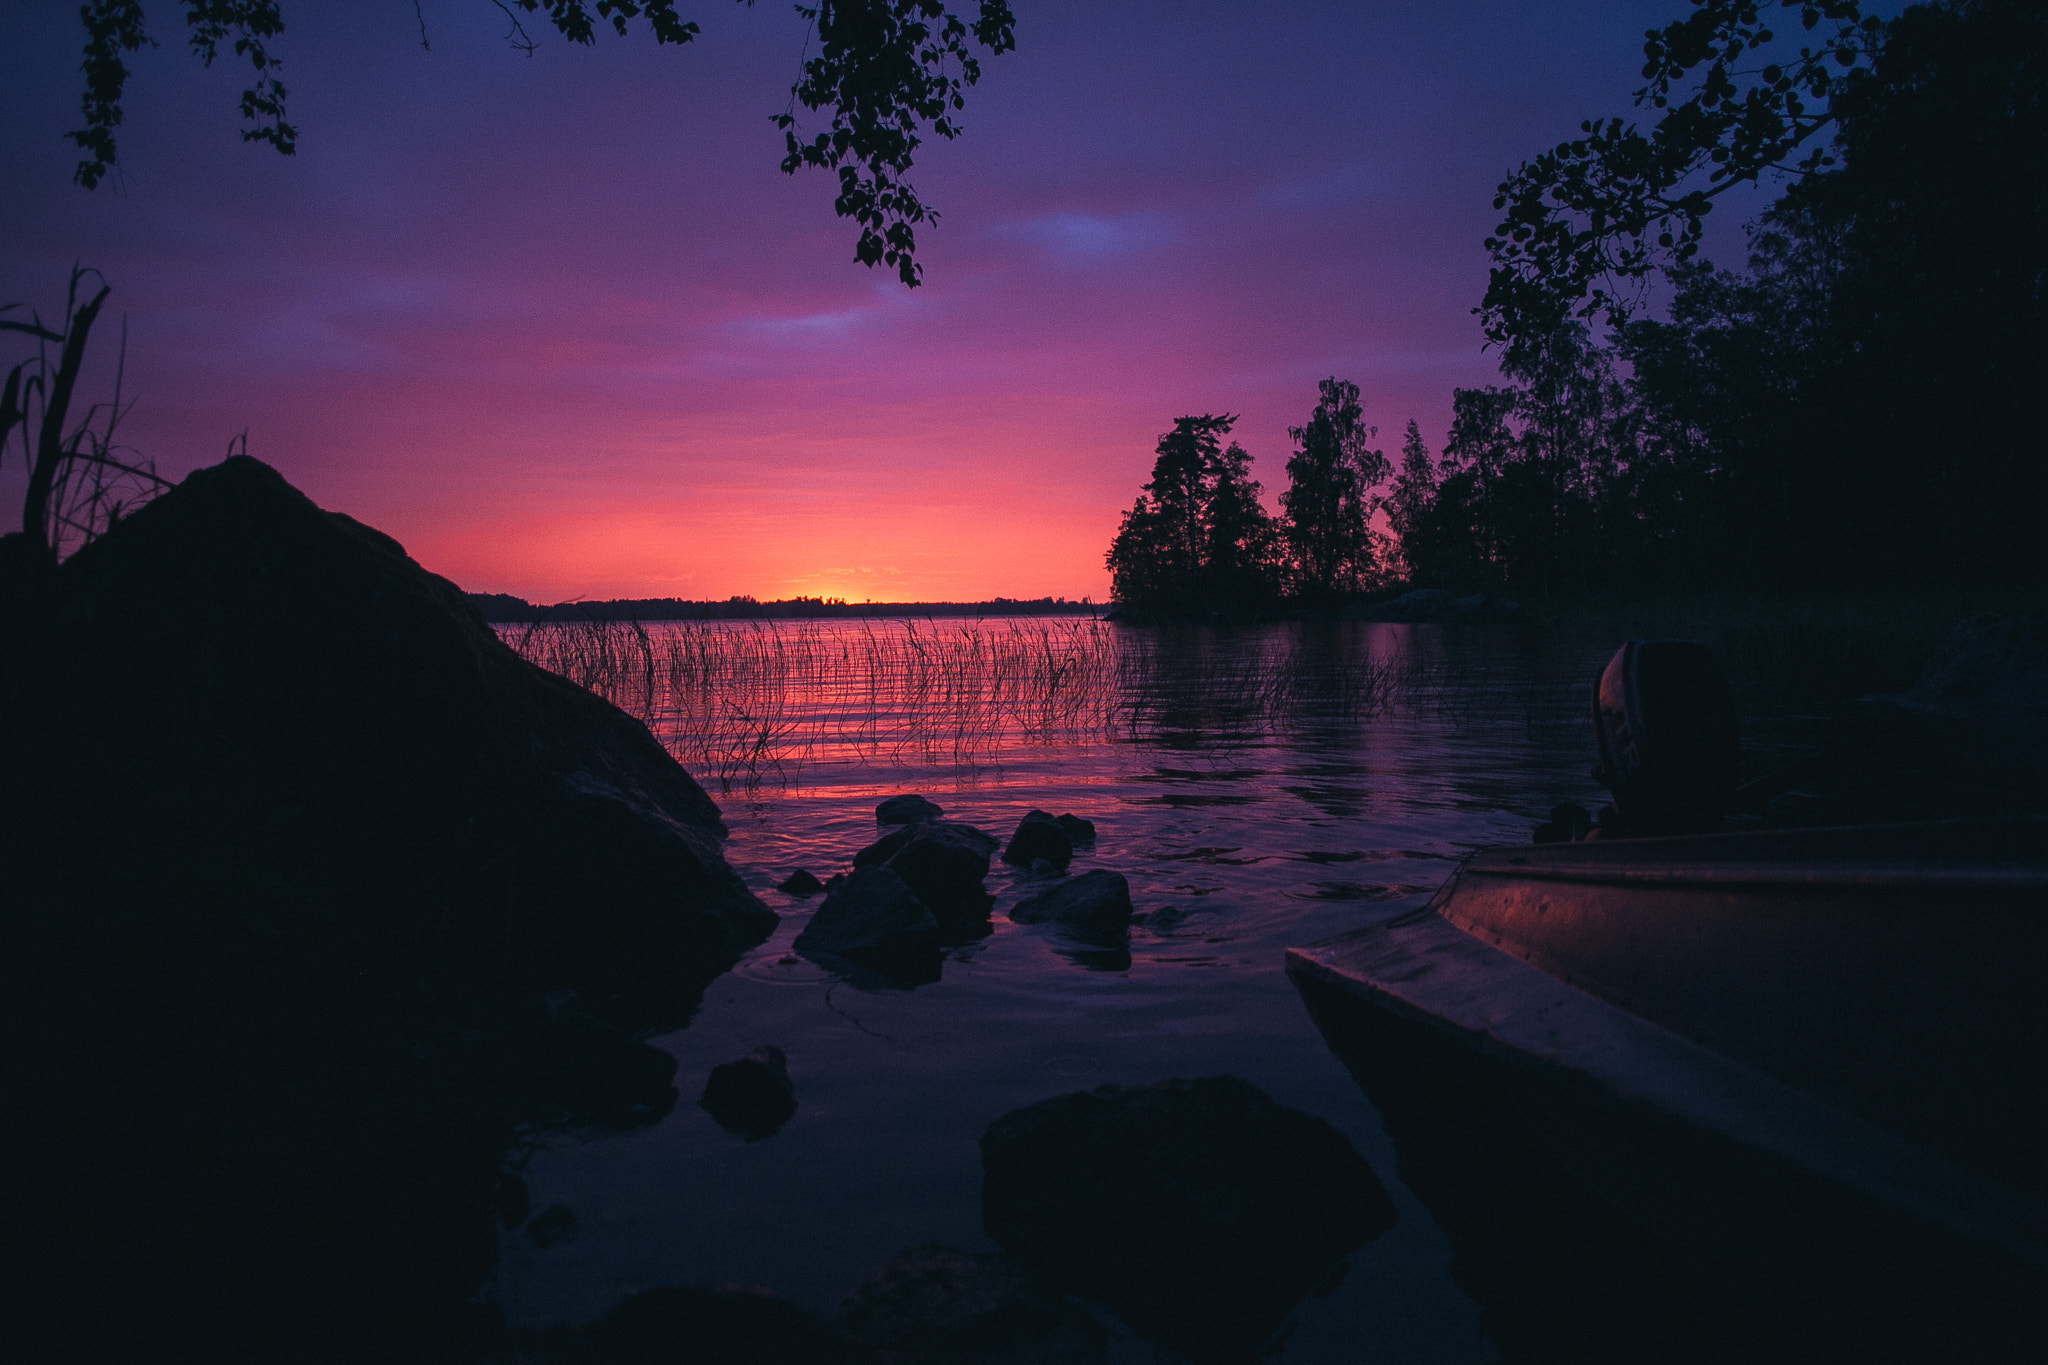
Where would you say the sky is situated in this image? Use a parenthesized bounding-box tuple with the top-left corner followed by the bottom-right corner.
(0, 1, 1765, 603)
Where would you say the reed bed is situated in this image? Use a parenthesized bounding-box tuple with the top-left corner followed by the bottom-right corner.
(502, 616, 1412, 790)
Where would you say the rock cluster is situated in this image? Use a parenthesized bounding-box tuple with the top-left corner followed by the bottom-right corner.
(789, 796, 1125, 985)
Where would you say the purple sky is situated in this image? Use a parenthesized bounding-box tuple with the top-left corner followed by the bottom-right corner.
(1, 1, 1764, 602)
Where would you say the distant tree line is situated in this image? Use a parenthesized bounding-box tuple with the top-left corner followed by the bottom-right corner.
(1109, 0, 2045, 619)
(468, 593, 1099, 623)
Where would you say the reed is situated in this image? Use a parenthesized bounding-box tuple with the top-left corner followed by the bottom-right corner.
(501, 616, 1411, 790)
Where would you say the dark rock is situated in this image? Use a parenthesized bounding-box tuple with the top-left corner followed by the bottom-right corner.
(836, 1244, 1106, 1364)
(794, 866, 943, 984)
(855, 825, 921, 868)
(4, 456, 773, 1026)
(592, 1285, 866, 1365)
(527, 1204, 579, 1248)
(1001, 810, 1073, 873)
(1053, 814, 1096, 846)
(1007, 871, 1132, 936)
(488, 1001, 680, 1131)
(980, 1076, 1395, 1359)
(779, 869, 828, 896)
(878, 794, 946, 826)
(699, 1045, 798, 1141)
(0, 457, 773, 1359)
(886, 823, 999, 941)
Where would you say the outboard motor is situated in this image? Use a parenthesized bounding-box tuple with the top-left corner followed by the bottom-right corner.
(1589, 640, 1740, 837)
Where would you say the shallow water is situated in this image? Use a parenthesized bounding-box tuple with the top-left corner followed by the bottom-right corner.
(490, 619, 1636, 1359)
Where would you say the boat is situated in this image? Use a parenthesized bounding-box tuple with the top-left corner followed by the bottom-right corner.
(1287, 641, 2048, 1359)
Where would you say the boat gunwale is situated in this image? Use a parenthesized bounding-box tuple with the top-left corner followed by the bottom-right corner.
(1461, 861, 2048, 891)
(1285, 903, 2048, 1270)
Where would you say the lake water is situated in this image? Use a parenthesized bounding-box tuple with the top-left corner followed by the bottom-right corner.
(484, 618, 1662, 1360)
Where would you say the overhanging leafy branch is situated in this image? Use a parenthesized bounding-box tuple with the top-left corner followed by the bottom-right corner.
(1482, 0, 1884, 354)
(774, 1, 1016, 286)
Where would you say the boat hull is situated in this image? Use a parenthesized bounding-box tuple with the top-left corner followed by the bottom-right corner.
(1287, 817, 2048, 1360)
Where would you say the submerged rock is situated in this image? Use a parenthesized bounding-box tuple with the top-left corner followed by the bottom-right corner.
(836, 1243, 1106, 1364)
(1001, 810, 1073, 873)
(794, 865, 943, 984)
(1007, 870, 1133, 937)
(878, 794, 946, 826)
(779, 869, 828, 896)
(980, 1076, 1395, 1359)
(699, 1045, 798, 1141)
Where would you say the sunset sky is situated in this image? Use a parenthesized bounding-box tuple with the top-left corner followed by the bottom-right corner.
(1, 1, 1759, 603)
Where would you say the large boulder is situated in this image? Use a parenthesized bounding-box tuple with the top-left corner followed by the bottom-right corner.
(0, 456, 774, 1359)
(1, 455, 772, 1024)
(980, 1077, 1395, 1358)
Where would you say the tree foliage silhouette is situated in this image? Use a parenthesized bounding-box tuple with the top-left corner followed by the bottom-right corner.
(1419, 0, 2048, 593)
(61, 0, 1015, 287)
(1106, 415, 1281, 619)
(1482, 0, 1885, 356)
(1280, 379, 1387, 601)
